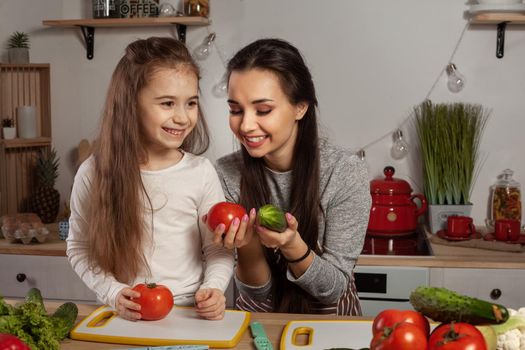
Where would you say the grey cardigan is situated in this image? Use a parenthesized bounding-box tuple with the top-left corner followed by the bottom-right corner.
(215, 139, 371, 304)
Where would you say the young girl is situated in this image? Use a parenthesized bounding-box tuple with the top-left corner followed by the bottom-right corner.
(67, 37, 234, 321)
(212, 38, 371, 315)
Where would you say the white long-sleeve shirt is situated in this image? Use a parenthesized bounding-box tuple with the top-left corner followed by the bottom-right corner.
(67, 153, 234, 308)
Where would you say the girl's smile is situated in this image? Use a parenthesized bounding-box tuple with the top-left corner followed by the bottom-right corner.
(138, 66, 199, 170)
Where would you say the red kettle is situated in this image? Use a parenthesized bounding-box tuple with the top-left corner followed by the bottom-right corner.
(367, 166, 427, 237)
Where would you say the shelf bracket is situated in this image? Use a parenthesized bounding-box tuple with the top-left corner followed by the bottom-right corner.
(175, 24, 187, 43)
(496, 21, 508, 59)
(80, 26, 95, 60)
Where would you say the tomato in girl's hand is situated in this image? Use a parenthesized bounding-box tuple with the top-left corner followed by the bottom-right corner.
(372, 309, 430, 337)
(370, 322, 428, 350)
(207, 202, 247, 231)
(0, 333, 31, 350)
(131, 283, 174, 321)
(428, 322, 487, 350)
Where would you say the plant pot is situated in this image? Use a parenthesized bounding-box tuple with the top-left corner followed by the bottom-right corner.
(427, 203, 473, 234)
(2, 127, 16, 139)
(8, 48, 29, 64)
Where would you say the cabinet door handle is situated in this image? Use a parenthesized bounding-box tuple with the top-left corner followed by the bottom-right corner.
(490, 288, 502, 300)
(16, 273, 26, 283)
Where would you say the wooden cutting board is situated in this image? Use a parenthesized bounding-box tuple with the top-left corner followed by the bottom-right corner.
(70, 305, 250, 348)
(280, 320, 373, 349)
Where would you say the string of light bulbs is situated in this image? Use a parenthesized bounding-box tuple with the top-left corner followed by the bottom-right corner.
(191, 20, 471, 160)
(357, 21, 470, 160)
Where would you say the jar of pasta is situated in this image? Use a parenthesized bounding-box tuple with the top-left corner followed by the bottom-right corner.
(487, 169, 521, 229)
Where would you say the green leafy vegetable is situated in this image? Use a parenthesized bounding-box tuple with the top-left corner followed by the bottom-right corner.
(0, 288, 78, 349)
(257, 204, 287, 233)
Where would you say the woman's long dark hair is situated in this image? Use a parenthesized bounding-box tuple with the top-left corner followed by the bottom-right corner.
(227, 38, 321, 313)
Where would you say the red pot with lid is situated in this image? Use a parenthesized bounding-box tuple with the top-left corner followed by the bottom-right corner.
(367, 166, 427, 237)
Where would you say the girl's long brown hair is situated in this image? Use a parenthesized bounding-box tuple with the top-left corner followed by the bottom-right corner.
(227, 39, 321, 313)
(87, 37, 210, 283)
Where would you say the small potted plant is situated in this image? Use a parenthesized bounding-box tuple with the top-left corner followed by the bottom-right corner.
(413, 100, 489, 233)
(2, 118, 16, 139)
(6, 31, 30, 64)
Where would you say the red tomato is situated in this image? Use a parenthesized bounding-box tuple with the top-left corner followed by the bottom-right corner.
(131, 282, 174, 321)
(0, 333, 31, 350)
(372, 309, 430, 337)
(428, 322, 487, 350)
(207, 202, 247, 231)
(370, 322, 428, 350)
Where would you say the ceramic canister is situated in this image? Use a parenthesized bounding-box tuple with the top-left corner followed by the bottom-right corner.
(17, 106, 37, 138)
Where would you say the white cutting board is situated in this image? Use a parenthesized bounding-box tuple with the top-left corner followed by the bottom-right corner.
(70, 305, 250, 348)
(280, 320, 373, 349)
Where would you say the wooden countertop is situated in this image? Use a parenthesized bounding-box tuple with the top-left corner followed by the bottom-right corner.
(0, 223, 66, 256)
(8, 300, 365, 350)
(2, 223, 525, 269)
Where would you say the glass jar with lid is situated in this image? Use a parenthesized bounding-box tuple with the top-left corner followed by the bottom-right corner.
(487, 169, 521, 228)
(184, 0, 209, 17)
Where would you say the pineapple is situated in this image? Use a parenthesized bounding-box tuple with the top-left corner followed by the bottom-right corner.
(31, 148, 60, 223)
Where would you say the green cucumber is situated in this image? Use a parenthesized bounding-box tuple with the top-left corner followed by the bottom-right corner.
(409, 286, 509, 325)
(257, 204, 287, 233)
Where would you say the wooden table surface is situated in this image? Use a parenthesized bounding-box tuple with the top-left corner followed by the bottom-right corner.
(29, 300, 365, 350)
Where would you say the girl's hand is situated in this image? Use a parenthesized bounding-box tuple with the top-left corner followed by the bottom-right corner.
(115, 287, 142, 321)
(203, 208, 257, 249)
(257, 212, 301, 250)
(194, 288, 226, 320)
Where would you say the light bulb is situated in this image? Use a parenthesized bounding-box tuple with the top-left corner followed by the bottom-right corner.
(193, 33, 216, 61)
(391, 129, 409, 160)
(446, 63, 466, 93)
(212, 77, 228, 98)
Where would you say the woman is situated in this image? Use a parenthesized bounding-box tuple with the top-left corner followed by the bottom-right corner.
(211, 38, 371, 315)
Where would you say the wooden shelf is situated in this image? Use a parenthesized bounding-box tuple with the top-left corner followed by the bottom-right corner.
(1, 137, 51, 149)
(468, 12, 525, 58)
(470, 12, 525, 24)
(0, 63, 50, 69)
(42, 16, 210, 60)
(42, 16, 209, 28)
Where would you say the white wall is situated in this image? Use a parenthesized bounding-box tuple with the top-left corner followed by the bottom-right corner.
(1, 0, 524, 225)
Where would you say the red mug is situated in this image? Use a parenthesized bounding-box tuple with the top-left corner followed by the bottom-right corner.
(447, 215, 475, 238)
(494, 219, 521, 241)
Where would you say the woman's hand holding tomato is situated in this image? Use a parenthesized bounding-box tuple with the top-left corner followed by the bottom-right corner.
(206, 202, 247, 232)
(370, 321, 428, 350)
(203, 202, 255, 249)
(372, 309, 430, 337)
(194, 288, 226, 320)
(130, 282, 174, 321)
(428, 322, 487, 350)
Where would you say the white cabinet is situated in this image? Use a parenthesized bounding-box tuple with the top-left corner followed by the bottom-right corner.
(0, 254, 97, 303)
(430, 268, 525, 310)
